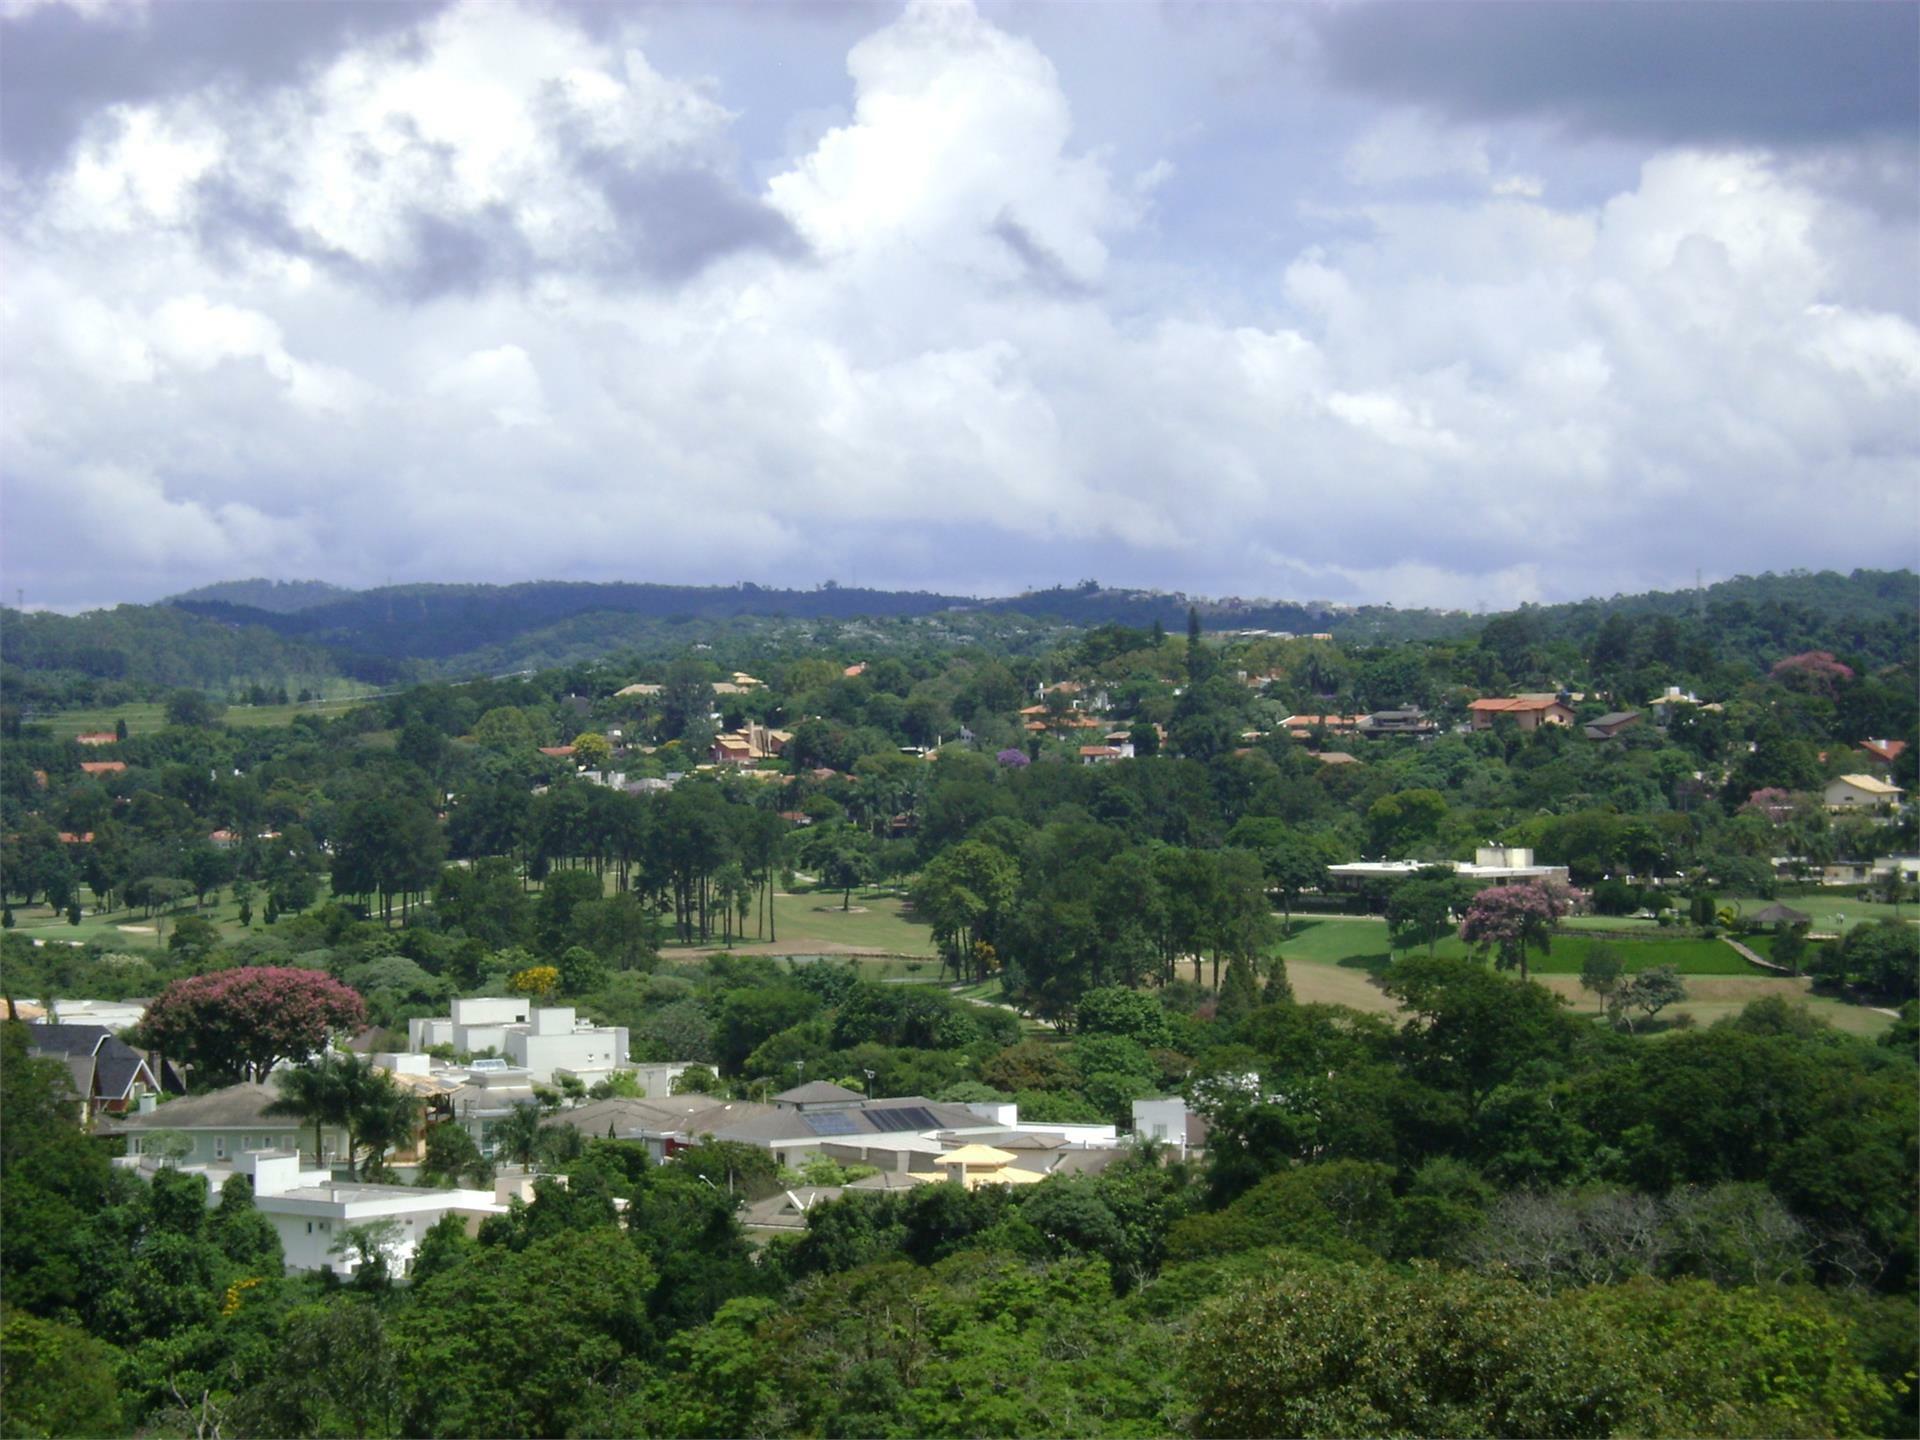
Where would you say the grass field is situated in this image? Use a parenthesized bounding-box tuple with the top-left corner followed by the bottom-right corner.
(663, 888, 939, 959)
(9, 878, 340, 953)
(35, 694, 377, 741)
(1272, 914, 1893, 978)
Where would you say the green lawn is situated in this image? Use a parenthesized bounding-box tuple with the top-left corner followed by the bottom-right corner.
(662, 888, 939, 959)
(9, 878, 339, 953)
(1272, 914, 1868, 978)
(36, 693, 376, 741)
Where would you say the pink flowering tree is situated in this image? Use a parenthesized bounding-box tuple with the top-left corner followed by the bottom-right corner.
(1458, 881, 1579, 982)
(137, 967, 367, 1082)
(1769, 650, 1855, 696)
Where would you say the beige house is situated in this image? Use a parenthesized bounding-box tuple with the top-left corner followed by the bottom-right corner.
(1824, 774, 1904, 814)
(1468, 697, 1575, 732)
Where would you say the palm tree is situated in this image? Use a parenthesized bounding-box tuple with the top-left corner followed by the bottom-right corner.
(351, 1082, 422, 1180)
(493, 1100, 546, 1169)
(264, 1054, 351, 1168)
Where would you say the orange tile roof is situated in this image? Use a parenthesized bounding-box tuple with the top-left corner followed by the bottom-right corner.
(79, 761, 127, 775)
(1469, 697, 1564, 712)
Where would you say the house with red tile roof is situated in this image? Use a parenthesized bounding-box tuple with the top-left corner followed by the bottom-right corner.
(79, 760, 127, 776)
(1468, 697, 1574, 732)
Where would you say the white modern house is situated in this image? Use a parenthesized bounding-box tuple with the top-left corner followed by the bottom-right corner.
(233, 1149, 507, 1275)
(408, 999, 632, 1085)
(1130, 1096, 1208, 1160)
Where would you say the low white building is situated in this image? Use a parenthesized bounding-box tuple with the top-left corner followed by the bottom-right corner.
(409, 999, 632, 1085)
(235, 1149, 507, 1276)
(1327, 846, 1571, 888)
(1130, 1096, 1208, 1160)
(37, 998, 149, 1031)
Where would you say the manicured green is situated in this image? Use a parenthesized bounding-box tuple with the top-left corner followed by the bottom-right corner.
(36, 693, 375, 741)
(665, 888, 939, 959)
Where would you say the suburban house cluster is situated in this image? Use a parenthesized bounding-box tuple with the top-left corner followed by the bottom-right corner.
(46, 991, 1203, 1279)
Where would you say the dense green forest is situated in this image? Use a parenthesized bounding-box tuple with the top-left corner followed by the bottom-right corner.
(1, 576, 1915, 1437)
(6, 568, 1910, 713)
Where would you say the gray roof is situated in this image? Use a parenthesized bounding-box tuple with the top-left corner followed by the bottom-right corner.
(27, 1024, 155, 1103)
(740, 1186, 844, 1229)
(550, 1098, 781, 1141)
(708, 1097, 989, 1146)
(108, 1081, 283, 1131)
(1029, 1148, 1125, 1178)
(773, 1081, 866, 1105)
(846, 1170, 936, 1191)
(933, 1129, 1068, 1151)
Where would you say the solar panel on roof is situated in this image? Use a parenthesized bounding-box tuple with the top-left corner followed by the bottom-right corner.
(803, 1111, 860, 1136)
(865, 1105, 937, 1133)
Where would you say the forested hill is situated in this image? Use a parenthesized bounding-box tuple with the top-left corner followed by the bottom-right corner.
(0, 604, 348, 706)
(6, 568, 1912, 711)
(1497, 569, 1920, 673)
(171, 581, 980, 662)
(166, 578, 353, 614)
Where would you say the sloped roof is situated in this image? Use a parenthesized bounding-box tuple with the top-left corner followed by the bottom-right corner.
(27, 1025, 154, 1102)
(846, 1170, 937, 1191)
(108, 1081, 283, 1130)
(1469, 697, 1567, 712)
(774, 1081, 866, 1105)
(938, 1143, 1018, 1167)
(1831, 773, 1903, 796)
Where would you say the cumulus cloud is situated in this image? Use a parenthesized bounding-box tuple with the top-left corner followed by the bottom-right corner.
(1, 0, 1915, 613)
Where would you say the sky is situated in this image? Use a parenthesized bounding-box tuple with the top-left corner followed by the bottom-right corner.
(2, 0, 1916, 613)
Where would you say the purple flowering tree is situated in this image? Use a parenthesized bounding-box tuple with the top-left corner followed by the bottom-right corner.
(996, 748, 1031, 768)
(1458, 881, 1578, 982)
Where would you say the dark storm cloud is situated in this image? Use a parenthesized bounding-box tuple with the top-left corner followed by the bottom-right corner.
(0, 0, 445, 177)
(1315, 1, 1919, 147)
(569, 150, 809, 285)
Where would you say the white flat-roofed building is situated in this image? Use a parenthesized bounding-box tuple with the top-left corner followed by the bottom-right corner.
(235, 1150, 507, 1276)
(409, 999, 631, 1085)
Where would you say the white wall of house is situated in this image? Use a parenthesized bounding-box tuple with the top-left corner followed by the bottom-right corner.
(125, 1126, 344, 1166)
(508, 1027, 630, 1082)
(262, 1189, 502, 1275)
(453, 997, 532, 1027)
(1132, 1097, 1188, 1146)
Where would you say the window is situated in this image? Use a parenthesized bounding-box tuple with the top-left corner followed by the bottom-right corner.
(214, 1135, 226, 1159)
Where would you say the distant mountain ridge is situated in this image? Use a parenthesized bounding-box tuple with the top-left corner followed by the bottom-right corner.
(166, 578, 354, 614)
(7, 569, 1909, 709)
